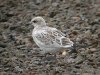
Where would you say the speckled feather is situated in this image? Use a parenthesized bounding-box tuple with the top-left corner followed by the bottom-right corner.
(31, 17, 73, 54)
(33, 27, 73, 47)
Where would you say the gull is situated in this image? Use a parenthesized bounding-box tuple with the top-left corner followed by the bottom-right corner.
(31, 16, 73, 54)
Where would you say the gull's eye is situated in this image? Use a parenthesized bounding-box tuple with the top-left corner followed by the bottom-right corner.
(33, 20, 37, 23)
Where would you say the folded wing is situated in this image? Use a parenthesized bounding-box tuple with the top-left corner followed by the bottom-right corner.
(34, 27, 73, 48)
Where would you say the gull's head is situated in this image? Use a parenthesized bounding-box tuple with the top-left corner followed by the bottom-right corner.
(31, 16, 46, 27)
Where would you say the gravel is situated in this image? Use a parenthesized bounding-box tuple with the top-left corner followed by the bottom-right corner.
(0, 0, 100, 75)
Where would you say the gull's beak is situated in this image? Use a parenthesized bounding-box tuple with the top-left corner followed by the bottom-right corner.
(29, 21, 32, 25)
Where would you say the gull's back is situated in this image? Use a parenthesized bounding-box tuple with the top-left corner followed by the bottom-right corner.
(32, 26, 73, 53)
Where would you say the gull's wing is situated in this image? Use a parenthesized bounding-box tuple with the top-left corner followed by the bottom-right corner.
(33, 27, 73, 48)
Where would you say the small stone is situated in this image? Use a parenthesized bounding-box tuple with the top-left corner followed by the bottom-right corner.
(42, 56, 57, 62)
(74, 65, 81, 69)
(65, 57, 75, 63)
(96, 12, 100, 16)
(10, 26, 17, 30)
(6, 11, 14, 17)
(75, 56, 84, 64)
(72, 16, 81, 22)
(82, 73, 92, 75)
(0, 11, 8, 22)
(71, 30, 79, 35)
(52, 2, 59, 7)
(84, 30, 92, 38)
(88, 48, 97, 53)
(15, 66, 23, 72)
(11, 57, 17, 61)
(0, 42, 7, 48)
(49, 11, 57, 18)
(0, 48, 6, 54)
(0, 72, 7, 75)
(62, 51, 67, 56)
(34, 0, 44, 5)
(0, 35, 3, 41)
(76, 0, 81, 4)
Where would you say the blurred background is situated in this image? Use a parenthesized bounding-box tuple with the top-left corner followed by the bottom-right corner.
(0, 0, 100, 75)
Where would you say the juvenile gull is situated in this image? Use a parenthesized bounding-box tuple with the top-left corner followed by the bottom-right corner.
(31, 16, 73, 54)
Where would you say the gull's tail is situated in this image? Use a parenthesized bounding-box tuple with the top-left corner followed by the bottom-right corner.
(61, 37, 74, 48)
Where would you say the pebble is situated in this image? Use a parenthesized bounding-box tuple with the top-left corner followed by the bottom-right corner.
(34, 0, 44, 5)
(88, 48, 97, 53)
(82, 73, 92, 75)
(62, 50, 67, 56)
(96, 12, 100, 16)
(72, 16, 81, 22)
(0, 35, 3, 41)
(52, 2, 59, 7)
(15, 66, 23, 72)
(0, 11, 8, 22)
(0, 42, 7, 48)
(64, 57, 75, 63)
